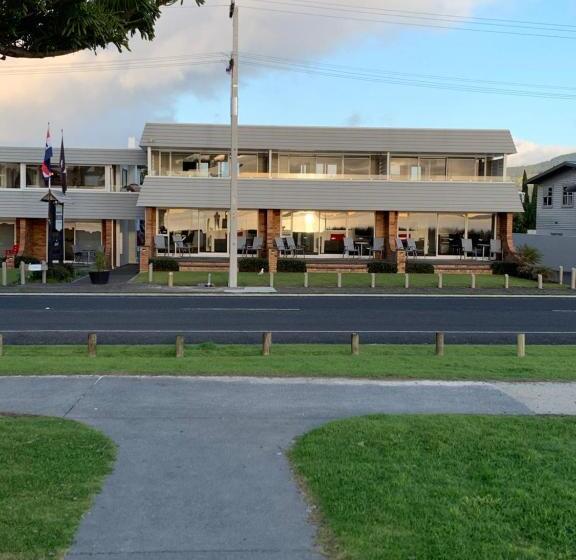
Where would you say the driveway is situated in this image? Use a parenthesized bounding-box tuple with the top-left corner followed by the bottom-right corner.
(0, 376, 573, 560)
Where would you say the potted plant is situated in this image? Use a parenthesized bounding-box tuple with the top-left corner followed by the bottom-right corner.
(89, 251, 110, 285)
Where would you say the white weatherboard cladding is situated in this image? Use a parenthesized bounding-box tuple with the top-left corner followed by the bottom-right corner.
(138, 177, 523, 213)
(0, 147, 147, 166)
(141, 123, 516, 155)
(535, 167, 576, 233)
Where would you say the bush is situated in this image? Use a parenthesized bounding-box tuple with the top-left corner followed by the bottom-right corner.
(406, 262, 435, 274)
(31, 263, 75, 283)
(368, 261, 397, 274)
(15, 255, 40, 268)
(239, 257, 269, 272)
(491, 261, 519, 276)
(278, 259, 307, 273)
(150, 257, 179, 272)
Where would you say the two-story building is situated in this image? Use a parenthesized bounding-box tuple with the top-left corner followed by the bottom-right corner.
(1, 123, 521, 272)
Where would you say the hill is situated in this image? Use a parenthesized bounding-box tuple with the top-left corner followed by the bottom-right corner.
(508, 152, 576, 182)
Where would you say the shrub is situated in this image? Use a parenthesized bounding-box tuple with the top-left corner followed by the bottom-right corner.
(277, 259, 307, 273)
(150, 257, 179, 272)
(406, 262, 435, 274)
(239, 257, 269, 272)
(368, 261, 397, 274)
(491, 261, 519, 276)
(14, 255, 40, 268)
(31, 263, 75, 283)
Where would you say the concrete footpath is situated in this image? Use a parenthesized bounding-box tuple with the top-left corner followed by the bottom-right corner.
(0, 376, 574, 560)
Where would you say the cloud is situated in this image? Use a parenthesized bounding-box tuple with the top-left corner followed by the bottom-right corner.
(0, 0, 493, 147)
(509, 139, 576, 167)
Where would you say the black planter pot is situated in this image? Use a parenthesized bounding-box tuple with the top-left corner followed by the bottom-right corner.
(89, 270, 111, 285)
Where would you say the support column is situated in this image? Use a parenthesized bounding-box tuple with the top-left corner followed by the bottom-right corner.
(265, 209, 281, 273)
(258, 209, 268, 255)
(16, 219, 47, 261)
(140, 207, 157, 272)
(374, 211, 385, 259)
(101, 219, 114, 269)
(383, 211, 399, 260)
(498, 212, 516, 261)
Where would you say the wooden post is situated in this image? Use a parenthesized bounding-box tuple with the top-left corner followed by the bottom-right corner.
(1, 262, 6, 287)
(517, 333, 526, 358)
(404, 273, 410, 289)
(572, 268, 576, 290)
(351, 333, 360, 355)
(148, 263, 154, 283)
(435, 332, 445, 357)
(304, 272, 309, 288)
(87, 333, 97, 358)
(0, 334, 3, 357)
(19, 261, 25, 285)
(262, 332, 272, 356)
(538, 274, 543, 290)
(559, 266, 564, 285)
(269, 272, 275, 288)
(207, 273, 213, 287)
(168, 271, 174, 288)
(505, 274, 510, 289)
(175, 335, 185, 358)
(337, 272, 342, 288)
(371, 272, 376, 289)
(437, 273, 443, 289)
(41, 261, 47, 284)
(471, 273, 476, 289)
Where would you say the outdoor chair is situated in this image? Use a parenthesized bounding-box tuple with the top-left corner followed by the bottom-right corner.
(406, 239, 421, 257)
(154, 235, 168, 255)
(396, 237, 405, 252)
(460, 238, 474, 259)
(369, 237, 384, 256)
(343, 237, 359, 257)
(172, 234, 192, 256)
(237, 237, 247, 255)
(3, 243, 19, 258)
(245, 236, 263, 256)
(490, 239, 503, 260)
(275, 237, 290, 256)
(284, 235, 305, 257)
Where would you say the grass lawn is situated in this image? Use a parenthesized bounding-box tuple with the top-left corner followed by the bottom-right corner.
(135, 271, 562, 290)
(290, 415, 576, 560)
(0, 415, 115, 560)
(1, 344, 576, 380)
(3, 269, 19, 285)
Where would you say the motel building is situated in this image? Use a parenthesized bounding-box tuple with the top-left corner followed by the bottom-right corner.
(0, 123, 522, 273)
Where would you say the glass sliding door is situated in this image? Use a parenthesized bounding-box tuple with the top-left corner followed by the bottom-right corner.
(467, 213, 494, 257)
(398, 213, 437, 256)
(437, 214, 466, 256)
(64, 221, 103, 262)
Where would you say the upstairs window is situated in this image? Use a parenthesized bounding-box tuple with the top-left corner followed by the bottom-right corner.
(563, 186, 574, 208)
(543, 187, 553, 208)
(0, 164, 20, 188)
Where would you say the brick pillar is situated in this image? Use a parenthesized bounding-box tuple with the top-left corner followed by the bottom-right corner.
(374, 211, 385, 260)
(102, 219, 114, 269)
(17, 219, 47, 261)
(498, 212, 516, 261)
(15, 218, 27, 256)
(383, 211, 399, 260)
(265, 209, 281, 273)
(258, 209, 268, 254)
(140, 208, 157, 272)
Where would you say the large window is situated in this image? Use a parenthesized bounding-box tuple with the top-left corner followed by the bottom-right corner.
(390, 157, 420, 181)
(563, 186, 574, 208)
(447, 158, 477, 181)
(0, 221, 15, 252)
(399, 213, 437, 256)
(64, 221, 102, 261)
(45, 166, 106, 189)
(0, 164, 19, 188)
(420, 158, 446, 181)
(543, 187, 553, 208)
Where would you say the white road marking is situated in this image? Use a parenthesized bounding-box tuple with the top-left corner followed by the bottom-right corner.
(28, 308, 301, 313)
(553, 310, 576, 313)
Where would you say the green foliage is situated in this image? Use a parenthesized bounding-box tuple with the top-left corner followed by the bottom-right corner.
(150, 257, 179, 271)
(0, 0, 205, 59)
(239, 257, 269, 272)
(514, 170, 538, 233)
(406, 262, 435, 274)
(30, 263, 75, 283)
(367, 261, 397, 273)
(14, 255, 40, 268)
(277, 259, 306, 272)
(94, 251, 108, 272)
(491, 261, 519, 276)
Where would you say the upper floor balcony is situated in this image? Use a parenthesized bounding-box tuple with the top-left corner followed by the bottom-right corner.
(148, 150, 510, 183)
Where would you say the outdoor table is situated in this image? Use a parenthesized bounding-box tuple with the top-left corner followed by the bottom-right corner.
(478, 243, 490, 260)
(355, 241, 369, 256)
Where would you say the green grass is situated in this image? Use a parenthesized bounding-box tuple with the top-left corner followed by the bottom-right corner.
(0, 415, 116, 560)
(290, 415, 576, 560)
(1, 344, 576, 380)
(3, 269, 19, 285)
(135, 271, 563, 289)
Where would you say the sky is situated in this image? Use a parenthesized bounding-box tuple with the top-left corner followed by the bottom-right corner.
(2, 0, 576, 166)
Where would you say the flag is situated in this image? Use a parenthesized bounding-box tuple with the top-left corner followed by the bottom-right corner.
(59, 132, 67, 194)
(41, 125, 53, 186)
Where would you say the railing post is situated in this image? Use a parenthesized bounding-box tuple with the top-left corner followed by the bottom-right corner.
(371, 272, 376, 289)
(304, 272, 309, 288)
(148, 263, 154, 283)
(262, 332, 272, 356)
(538, 274, 543, 290)
(19, 261, 26, 285)
(351, 333, 360, 355)
(168, 271, 174, 288)
(1, 262, 6, 287)
(471, 273, 476, 289)
(559, 266, 564, 285)
(505, 274, 510, 290)
(435, 332, 445, 357)
(269, 272, 275, 288)
(337, 272, 342, 288)
(404, 273, 410, 289)
(517, 333, 526, 358)
(175, 335, 185, 358)
(87, 333, 97, 358)
(0, 334, 3, 357)
(41, 261, 47, 284)
(572, 268, 576, 290)
(438, 273, 443, 289)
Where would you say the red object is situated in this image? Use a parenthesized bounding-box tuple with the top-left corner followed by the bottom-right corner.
(4, 244, 19, 258)
(330, 234, 345, 241)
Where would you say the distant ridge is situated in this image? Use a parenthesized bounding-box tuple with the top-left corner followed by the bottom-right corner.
(508, 152, 576, 182)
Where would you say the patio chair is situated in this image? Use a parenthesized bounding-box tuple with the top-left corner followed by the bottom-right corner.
(395, 238, 405, 252)
(284, 235, 305, 257)
(369, 237, 384, 256)
(406, 239, 421, 257)
(275, 237, 290, 256)
(343, 237, 359, 257)
(460, 238, 474, 259)
(172, 234, 192, 256)
(154, 235, 168, 255)
(237, 237, 247, 255)
(490, 239, 503, 260)
(3, 243, 19, 258)
(245, 236, 263, 256)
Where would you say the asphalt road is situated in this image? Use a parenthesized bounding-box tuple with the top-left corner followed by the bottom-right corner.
(1, 294, 576, 344)
(0, 376, 544, 560)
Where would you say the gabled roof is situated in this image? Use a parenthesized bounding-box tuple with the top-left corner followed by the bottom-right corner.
(528, 161, 576, 184)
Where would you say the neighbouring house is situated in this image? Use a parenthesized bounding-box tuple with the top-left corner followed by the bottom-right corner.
(1, 123, 522, 272)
